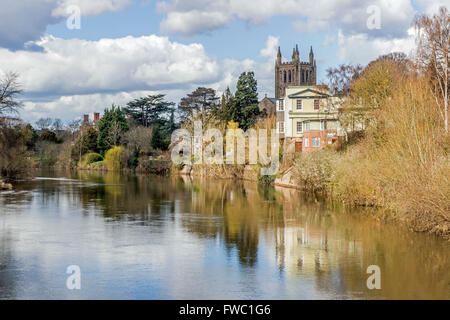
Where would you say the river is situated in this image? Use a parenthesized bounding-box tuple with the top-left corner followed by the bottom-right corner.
(0, 170, 448, 299)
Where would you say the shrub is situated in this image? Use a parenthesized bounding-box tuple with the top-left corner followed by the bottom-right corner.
(292, 150, 336, 193)
(81, 153, 103, 167)
(104, 146, 126, 171)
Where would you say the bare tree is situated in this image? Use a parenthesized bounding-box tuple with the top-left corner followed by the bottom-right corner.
(53, 118, 63, 132)
(0, 72, 23, 116)
(106, 122, 124, 148)
(326, 64, 363, 97)
(35, 118, 53, 131)
(415, 6, 449, 132)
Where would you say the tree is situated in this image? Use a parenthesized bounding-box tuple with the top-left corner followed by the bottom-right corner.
(414, 6, 449, 132)
(125, 94, 174, 128)
(234, 72, 261, 130)
(35, 118, 53, 131)
(151, 125, 169, 151)
(0, 72, 23, 116)
(53, 118, 63, 132)
(71, 126, 98, 162)
(178, 87, 219, 124)
(211, 87, 238, 124)
(97, 104, 129, 154)
(341, 58, 404, 131)
(326, 64, 363, 97)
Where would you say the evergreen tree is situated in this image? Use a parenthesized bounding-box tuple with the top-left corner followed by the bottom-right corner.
(97, 104, 129, 154)
(211, 87, 238, 124)
(178, 87, 219, 124)
(125, 94, 174, 128)
(234, 72, 262, 130)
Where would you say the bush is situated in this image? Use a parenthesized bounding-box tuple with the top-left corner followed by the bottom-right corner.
(104, 146, 126, 171)
(292, 150, 336, 193)
(81, 153, 103, 167)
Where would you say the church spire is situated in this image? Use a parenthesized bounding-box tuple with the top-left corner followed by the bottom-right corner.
(309, 46, 314, 64)
(277, 46, 281, 65)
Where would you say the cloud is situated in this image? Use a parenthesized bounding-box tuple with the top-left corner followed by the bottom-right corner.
(0, 0, 130, 49)
(0, 35, 220, 96)
(4, 34, 278, 121)
(158, 0, 418, 39)
(336, 28, 416, 64)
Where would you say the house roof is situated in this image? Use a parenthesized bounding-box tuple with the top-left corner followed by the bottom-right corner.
(288, 88, 330, 99)
(259, 97, 276, 104)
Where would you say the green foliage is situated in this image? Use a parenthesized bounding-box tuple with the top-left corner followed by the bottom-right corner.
(38, 130, 60, 143)
(97, 105, 129, 154)
(0, 119, 31, 178)
(235, 72, 261, 130)
(125, 94, 175, 128)
(104, 146, 126, 172)
(211, 87, 238, 123)
(71, 126, 99, 161)
(178, 87, 218, 123)
(22, 124, 38, 149)
(81, 153, 103, 167)
(151, 125, 170, 151)
(36, 141, 59, 166)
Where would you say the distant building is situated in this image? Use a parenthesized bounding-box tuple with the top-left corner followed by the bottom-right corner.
(275, 45, 317, 99)
(258, 95, 277, 116)
(276, 86, 344, 153)
(81, 112, 101, 130)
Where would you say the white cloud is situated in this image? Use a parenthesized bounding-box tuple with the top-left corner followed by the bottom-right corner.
(158, 0, 418, 38)
(5, 34, 278, 121)
(336, 28, 416, 64)
(0, 0, 130, 49)
(0, 35, 220, 96)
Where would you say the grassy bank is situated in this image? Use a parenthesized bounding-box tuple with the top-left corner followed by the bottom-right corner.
(289, 72, 449, 239)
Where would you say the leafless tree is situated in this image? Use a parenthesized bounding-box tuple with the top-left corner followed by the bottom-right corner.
(107, 122, 124, 148)
(415, 6, 449, 132)
(326, 64, 363, 97)
(35, 117, 53, 131)
(0, 72, 23, 116)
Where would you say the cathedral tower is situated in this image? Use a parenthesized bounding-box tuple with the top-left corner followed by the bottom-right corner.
(275, 44, 317, 99)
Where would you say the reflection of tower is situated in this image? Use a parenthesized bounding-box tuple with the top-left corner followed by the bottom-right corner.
(275, 45, 317, 98)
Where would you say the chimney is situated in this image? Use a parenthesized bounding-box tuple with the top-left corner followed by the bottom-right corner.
(94, 112, 100, 121)
(83, 114, 89, 123)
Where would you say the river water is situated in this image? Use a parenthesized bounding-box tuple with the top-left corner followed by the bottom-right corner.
(0, 170, 448, 299)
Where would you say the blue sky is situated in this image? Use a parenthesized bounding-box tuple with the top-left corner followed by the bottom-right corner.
(0, 0, 446, 122)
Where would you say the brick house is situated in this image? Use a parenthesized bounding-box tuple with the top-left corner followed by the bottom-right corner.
(275, 86, 344, 153)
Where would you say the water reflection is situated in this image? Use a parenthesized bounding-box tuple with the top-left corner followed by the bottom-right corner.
(0, 170, 448, 299)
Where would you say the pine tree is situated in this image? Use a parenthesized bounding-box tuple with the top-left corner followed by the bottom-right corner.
(97, 104, 129, 154)
(234, 72, 261, 130)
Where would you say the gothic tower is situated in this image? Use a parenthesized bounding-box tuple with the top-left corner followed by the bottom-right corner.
(275, 44, 317, 99)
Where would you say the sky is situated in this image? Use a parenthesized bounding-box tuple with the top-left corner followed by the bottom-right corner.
(0, 0, 448, 123)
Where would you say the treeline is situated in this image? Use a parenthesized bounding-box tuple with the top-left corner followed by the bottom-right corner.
(0, 70, 267, 177)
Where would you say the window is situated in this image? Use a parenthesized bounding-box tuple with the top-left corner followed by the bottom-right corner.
(304, 138, 309, 148)
(289, 70, 292, 82)
(278, 100, 284, 111)
(296, 122, 303, 133)
(314, 99, 320, 110)
(304, 122, 310, 131)
(312, 137, 320, 147)
(284, 71, 287, 83)
(278, 121, 284, 133)
(296, 100, 302, 110)
(320, 120, 327, 131)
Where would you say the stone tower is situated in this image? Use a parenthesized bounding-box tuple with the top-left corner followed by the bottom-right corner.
(275, 45, 317, 98)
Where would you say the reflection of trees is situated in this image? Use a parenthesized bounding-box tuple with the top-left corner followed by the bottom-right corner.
(0, 228, 17, 298)
(5, 170, 447, 299)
